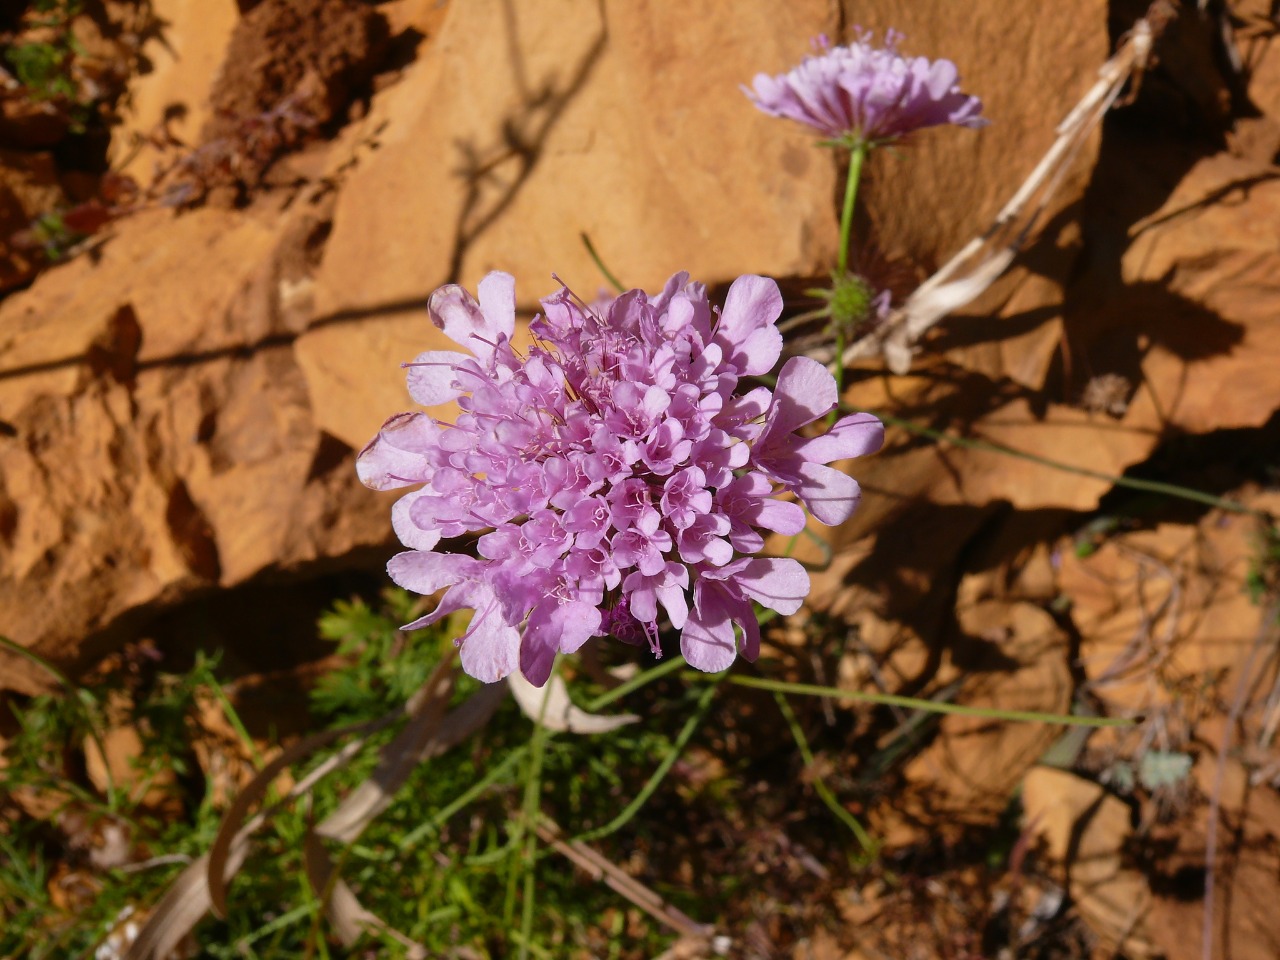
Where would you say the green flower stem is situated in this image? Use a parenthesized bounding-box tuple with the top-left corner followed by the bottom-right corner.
(508, 668, 555, 956)
(584, 653, 687, 712)
(774, 691, 877, 856)
(832, 142, 867, 416)
(580, 232, 626, 294)
(869, 410, 1264, 517)
(836, 143, 866, 278)
(397, 746, 528, 851)
(571, 676, 721, 844)
(728, 675, 1134, 727)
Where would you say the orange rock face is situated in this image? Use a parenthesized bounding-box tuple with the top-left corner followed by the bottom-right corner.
(0, 0, 840, 690)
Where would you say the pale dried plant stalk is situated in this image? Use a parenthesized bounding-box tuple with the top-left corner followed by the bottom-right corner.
(840, 1, 1176, 375)
(508, 670, 640, 733)
(535, 819, 717, 943)
(122, 654, 506, 960)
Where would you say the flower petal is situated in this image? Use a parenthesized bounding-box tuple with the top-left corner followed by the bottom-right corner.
(406, 351, 469, 405)
(681, 583, 739, 672)
(713, 275, 783, 376)
(749, 497, 807, 536)
(460, 603, 521, 683)
(790, 411, 884, 463)
(761, 356, 837, 440)
(521, 598, 602, 687)
(794, 461, 863, 526)
(392, 489, 443, 551)
(429, 272, 516, 362)
(731, 557, 810, 616)
(387, 550, 474, 595)
(477, 271, 517, 344)
(355, 412, 438, 490)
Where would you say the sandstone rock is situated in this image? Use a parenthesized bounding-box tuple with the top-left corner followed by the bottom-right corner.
(204, 0, 390, 142)
(1119, 153, 1280, 433)
(836, 364, 1164, 546)
(303, 0, 838, 449)
(1141, 746, 1280, 960)
(1225, 1, 1280, 162)
(870, 600, 1072, 844)
(1022, 766, 1158, 958)
(108, 0, 240, 182)
(0, 198, 389, 694)
(0, 0, 858, 690)
(1058, 489, 1280, 720)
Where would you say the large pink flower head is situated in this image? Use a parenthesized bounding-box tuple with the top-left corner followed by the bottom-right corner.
(358, 271, 884, 686)
(746, 31, 985, 146)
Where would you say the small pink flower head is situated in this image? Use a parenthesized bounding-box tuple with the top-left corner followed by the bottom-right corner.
(745, 30, 985, 146)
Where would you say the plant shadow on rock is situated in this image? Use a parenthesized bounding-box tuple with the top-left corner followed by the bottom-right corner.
(443, 0, 607, 282)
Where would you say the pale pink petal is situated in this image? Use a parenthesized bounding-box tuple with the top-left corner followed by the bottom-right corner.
(732, 557, 810, 615)
(656, 578, 689, 629)
(750, 498, 807, 535)
(405, 351, 469, 405)
(392, 490, 443, 551)
(355, 413, 437, 490)
(713, 275, 783, 376)
(699, 536, 734, 567)
(477, 271, 517, 344)
(717, 386, 772, 431)
(411, 580, 520, 683)
(387, 551, 474, 596)
(681, 586, 738, 672)
(790, 412, 885, 463)
(761, 356, 837, 441)
(460, 604, 521, 683)
(794, 461, 863, 526)
(556, 600, 602, 654)
(429, 274, 515, 363)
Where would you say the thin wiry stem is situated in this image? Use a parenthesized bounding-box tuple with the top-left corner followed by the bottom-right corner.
(510, 667, 554, 957)
(774, 691, 877, 855)
(870, 410, 1264, 517)
(580, 232, 626, 293)
(730, 676, 1133, 727)
(572, 677, 720, 844)
(584, 653, 686, 711)
(1203, 600, 1280, 960)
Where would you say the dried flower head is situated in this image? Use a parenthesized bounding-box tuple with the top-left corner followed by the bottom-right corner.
(358, 272, 883, 686)
(745, 31, 985, 146)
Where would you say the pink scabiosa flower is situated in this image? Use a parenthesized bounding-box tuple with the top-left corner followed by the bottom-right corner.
(746, 31, 985, 147)
(358, 271, 884, 686)
(747, 32, 986, 378)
